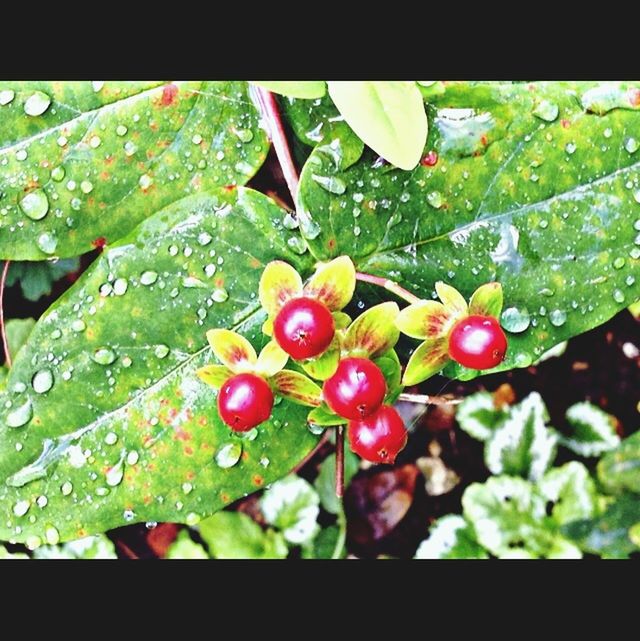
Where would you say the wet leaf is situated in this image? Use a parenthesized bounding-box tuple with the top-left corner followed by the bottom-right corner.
(272, 370, 322, 407)
(402, 337, 449, 386)
(414, 515, 488, 559)
(0, 81, 267, 260)
(342, 302, 400, 358)
(296, 81, 640, 380)
(252, 81, 327, 100)
(0, 188, 320, 545)
(4, 318, 36, 365)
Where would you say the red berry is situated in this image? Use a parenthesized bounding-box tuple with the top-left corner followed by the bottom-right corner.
(217, 373, 274, 432)
(448, 315, 507, 370)
(273, 297, 335, 360)
(348, 405, 408, 464)
(323, 357, 386, 419)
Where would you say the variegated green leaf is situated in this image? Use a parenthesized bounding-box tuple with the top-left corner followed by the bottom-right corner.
(272, 370, 322, 407)
(342, 302, 400, 358)
(414, 515, 488, 559)
(561, 401, 621, 457)
(597, 431, 640, 494)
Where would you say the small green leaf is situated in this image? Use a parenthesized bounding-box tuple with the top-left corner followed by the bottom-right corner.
(562, 493, 640, 559)
(303, 256, 356, 311)
(7, 259, 80, 302)
(307, 404, 346, 427)
(561, 401, 621, 457)
(195, 364, 233, 390)
(414, 515, 489, 559)
(373, 349, 402, 402)
(484, 392, 557, 481)
(597, 431, 640, 494)
(469, 282, 503, 318)
(4, 318, 36, 365)
(300, 340, 340, 381)
(456, 391, 507, 442)
(165, 530, 209, 559)
(396, 299, 453, 340)
(327, 81, 428, 171)
(332, 312, 352, 330)
(258, 260, 303, 318)
(272, 370, 322, 407)
(315, 451, 359, 515)
(206, 329, 257, 373)
(252, 81, 327, 100)
(435, 282, 468, 318)
(401, 337, 449, 386)
(302, 524, 345, 559)
(260, 475, 320, 545)
(538, 462, 599, 525)
(343, 302, 400, 358)
(255, 341, 289, 378)
(198, 511, 288, 559)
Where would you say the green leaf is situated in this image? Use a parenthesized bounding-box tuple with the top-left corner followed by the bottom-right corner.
(0, 188, 320, 545)
(205, 329, 257, 373)
(462, 476, 580, 558)
(33, 534, 117, 559)
(0, 544, 28, 559)
(165, 530, 209, 559)
(414, 515, 489, 559)
(302, 524, 345, 559)
(299, 340, 340, 381)
(6, 259, 80, 301)
(0, 81, 268, 260)
(597, 431, 640, 494)
(468, 282, 503, 318)
(296, 81, 640, 380)
(198, 511, 288, 559)
(456, 391, 507, 442)
(484, 392, 557, 481)
(342, 302, 400, 358)
(260, 475, 320, 545)
(315, 450, 359, 515)
(374, 349, 403, 402)
(307, 404, 346, 427)
(252, 81, 327, 100)
(255, 341, 289, 378)
(402, 337, 449, 386)
(4, 318, 36, 365)
(562, 493, 640, 559)
(538, 462, 599, 525)
(272, 370, 323, 407)
(303, 256, 356, 311)
(561, 401, 621, 457)
(327, 81, 428, 170)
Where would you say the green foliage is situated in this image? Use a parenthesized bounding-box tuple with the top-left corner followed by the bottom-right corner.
(251, 81, 327, 99)
(6, 259, 80, 302)
(414, 515, 488, 559)
(4, 318, 36, 364)
(315, 449, 359, 515)
(561, 401, 621, 457)
(294, 81, 640, 381)
(165, 530, 208, 559)
(597, 431, 640, 494)
(0, 81, 267, 260)
(33, 533, 117, 559)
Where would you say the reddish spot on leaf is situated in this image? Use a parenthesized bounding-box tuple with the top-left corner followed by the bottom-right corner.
(241, 451, 250, 461)
(252, 475, 264, 486)
(105, 156, 115, 166)
(161, 83, 179, 106)
(220, 492, 231, 503)
(143, 495, 153, 505)
(421, 151, 438, 166)
(100, 172, 110, 181)
(628, 88, 640, 107)
(480, 134, 488, 146)
(77, 528, 87, 538)
(223, 185, 237, 193)
(92, 236, 107, 250)
(328, 238, 336, 251)
(184, 446, 194, 456)
(198, 416, 208, 426)
(186, 471, 196, 480)
(561, 119, 571, 129)
(174, 428, 192, 442)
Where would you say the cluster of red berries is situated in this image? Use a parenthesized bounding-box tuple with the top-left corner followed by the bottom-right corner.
(211, 259, 509, 467)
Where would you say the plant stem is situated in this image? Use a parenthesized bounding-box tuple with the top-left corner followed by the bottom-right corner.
(253, 86, 300, 212)
(293, 430, 329, 474)
(0, 261, 11, 368)
(335, 425, 345, 499)
(331, 509, 347, 560)
(355, 272, 421, 305)
(397, 392, 463, 406)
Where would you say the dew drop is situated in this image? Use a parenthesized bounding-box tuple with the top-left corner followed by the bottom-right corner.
(13, 499, 30, 517)
(0, 89, 15, 105)
(613, 257, 626, 270)
(216, 442, 242, 468)
(501, 307, 531, 333)
(140, 270, 158, 285)
(6, 398, 33, 427)
(19, 190, 49, 220)
(113, 278, 128, 296)
(37, 232, 57, 255)
(32, 369, 53, 394)
(311, 174, 346, 195)
(45, 525, 60, 545)
(549, 309, 567, 327)
(126, 450, 139, 465)
(80, 180, 93, 194)
(212, 288, 229, 303)
(71, 319, 86, 332)
(427, 191, 444, 209)
(154, 344, 170, 359)
(533, 100, 559, 122)
(197, 232, 212, 246)
(61, 481, 73, 496)
(625, 137, 639, 153)
(565, 142, 577, 155)
(92, 348, 116, 365)
(235, 129, 254, 143)
(50, 166, 65, 182)
(24, 91, 51, 116)
(123, 509, 135, 522)
(613, 289, 625, 303)
(139, 174, 153, 190)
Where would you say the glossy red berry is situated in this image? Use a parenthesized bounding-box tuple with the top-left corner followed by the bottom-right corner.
(323, 357, 387, 419)
(348, 405, 408, 464)
(273, 297, 335, 360)
(217, 373, 274, 432)
(448, 314, 507, 370)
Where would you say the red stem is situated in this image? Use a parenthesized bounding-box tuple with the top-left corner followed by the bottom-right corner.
(253, 86, 300, 211)
(1, 261, 11, 368)
(355, 271, 421, 305)
(335, 425, 345, 499)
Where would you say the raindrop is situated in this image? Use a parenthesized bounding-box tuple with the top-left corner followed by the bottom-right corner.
(123, 509, 135, 522)
(90, 135, 102, 149)
(186, 512, 201, 526)
(45, 526, 60, 545)
(16, 149, 27, 161)
(182, 482, 193, 494)
(287, 236, 307, 255)
(19, 190, 49, 220)
(283, 213, 298, 230)
(61, 481, 73, 496)
(71, 319, 86, 332)
(116, 124, 128, 136)
(124, 141, 136, 156)
(215, 442, 242, 468)
(6, 398, 33, 428)
(80, 180, 93, 194)
(126, 451, 139, 465)
(51, 166, 65, 182)
(139, 174, 153, 189)
(549, 309, 567, 327)
(113, 278, 128, 295)
(613, 257, 626, 269)
(235, 129, 253, 143)
(154, 344, 170, 359)
(104, 432, 118, 445)
(565, 142, 577, 155)
(311, 174, 346, 195)
(427, 191, 444, 209)
(308, 422, 325, 435)
(92, 81, 105, 92)
(24, 91, 51, 116)
(13, 499, 30, 517)
(92, 348, 116, 365)
(140, 271, 158, 285)
(32, 369, 53, 394)
(0, 89, 15, 105)
(625, 137, 639, 153)
(197, 232, 212, 246)
(36, 495, 48, 508)
(532, 100, 559, 122)
(204, 264, 217, 277)
(604, 127, 613, 139)
(192, 134, 203, 145)
(501, 307, 531, 333)
(633, 190, 640, 204)
(37, 232, 57, 255)
(212, 288, 229, 303)
(106, 454, 125, 486)
(613, 289, 625, 303)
